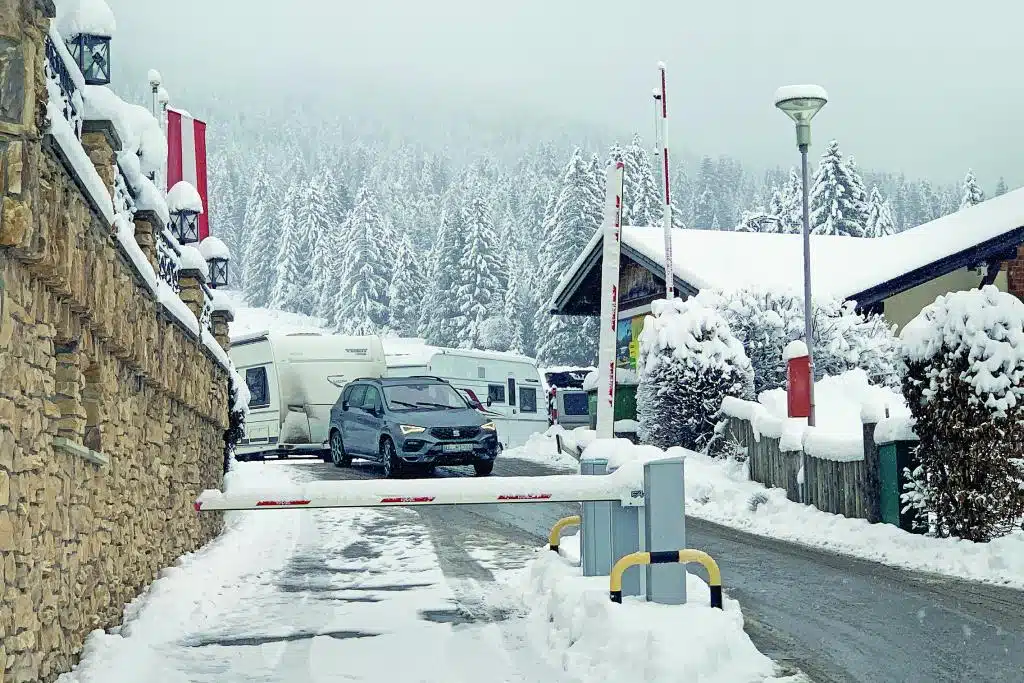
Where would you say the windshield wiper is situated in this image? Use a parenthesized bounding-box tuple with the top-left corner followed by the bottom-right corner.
(415, 402, 457, 409)
(389, 400, 420, 409)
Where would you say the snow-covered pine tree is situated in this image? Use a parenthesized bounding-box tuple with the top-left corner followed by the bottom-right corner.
(454, 187, 504, 348)
(636, 297, 754, 453)
(774, 169, 804, 234)
(330, 185, 392, 334)
(692, 185, 718, 229)
(624, 134, 662, 226)
(419, 190, 468, 347)
(995, 177, 1008, 197)
(302, 168, 338, 316)
(900, 286, 1024, 542)
(735, 208, 779, 233)
(501, 256, 528, 354)
(809, 140, 864, 237)
(534, 149, 603, 366)
(959, 169, 986, 209)
(844, 155, 870, 230)
(387, 233, 427, 337)
(864, 186, 897, 237)
(239, 164, 279, 307)
(918, 179, 943, 223)
(269, 177, 316, 314)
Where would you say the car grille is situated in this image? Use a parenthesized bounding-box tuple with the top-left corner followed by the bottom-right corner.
(430, 426, 481, 440)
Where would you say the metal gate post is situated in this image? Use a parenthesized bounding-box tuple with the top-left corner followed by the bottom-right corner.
(581, 454, 641, 597)
(643, 455, 687, 605)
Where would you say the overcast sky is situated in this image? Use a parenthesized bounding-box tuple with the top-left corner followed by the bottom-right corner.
(102, 0, 1022, 189)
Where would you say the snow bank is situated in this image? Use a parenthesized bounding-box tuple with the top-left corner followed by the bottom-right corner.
(900, 285, 1024, 418)
(503, 429, 581, 471)
(198, 235, 230, 261)
(683, 450, 1024, 589)
(167, 181, 204, 214)
(722, 369, 909, 460)
(57, 0, 116, 37)
(522, 552, 776, 683)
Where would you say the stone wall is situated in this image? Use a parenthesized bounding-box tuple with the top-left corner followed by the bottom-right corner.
(1008, 244, 1024, 302)
(0, 2, 228, 681)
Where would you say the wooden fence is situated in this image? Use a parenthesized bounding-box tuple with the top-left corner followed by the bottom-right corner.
(726, 417, 882, 522)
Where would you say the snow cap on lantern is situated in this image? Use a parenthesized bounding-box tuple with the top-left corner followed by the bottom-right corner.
(167, 181, 203, 244)
(199, 236, 231, 289)
(59, 0, 116, 86)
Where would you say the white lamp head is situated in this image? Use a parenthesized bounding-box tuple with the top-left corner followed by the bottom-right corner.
(774, 84, 828, 149)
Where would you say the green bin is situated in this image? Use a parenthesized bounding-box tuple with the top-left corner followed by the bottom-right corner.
(586, 384, 638, 430)
(878, 441, 922, 533)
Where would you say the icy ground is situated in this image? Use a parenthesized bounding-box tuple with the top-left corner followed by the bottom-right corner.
(58, 458, 785, 683)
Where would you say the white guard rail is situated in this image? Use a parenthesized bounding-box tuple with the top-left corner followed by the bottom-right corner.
(195, 467, 646, 512)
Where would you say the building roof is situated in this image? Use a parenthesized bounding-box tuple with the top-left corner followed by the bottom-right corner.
(550, 187, 1024, 314)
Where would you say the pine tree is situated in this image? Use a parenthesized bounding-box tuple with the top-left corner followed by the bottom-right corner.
(809, 140, 864, 237)
(624, 134, 662, 226)
(692, 185, 718, 229)
(534, 149, 603, 365)
(959, 169, 986, 209)
(455, 187, 504, 347)
(918, 180, 943, 223)
(239, 164, 279, 307)
(995, 177, 1008, 197)
(269, 179, 314, 313)
(302, 168, 338, 317)
(419, 190, 468, 347)
(330, 185, 392, 334)
(844, 155, 870, 230)
(864, 186, 897, 238)
(388, 233, 426, 337)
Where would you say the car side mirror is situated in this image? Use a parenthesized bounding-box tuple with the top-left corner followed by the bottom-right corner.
(342, 400, 350, 411)
(486, 397, 493, 407)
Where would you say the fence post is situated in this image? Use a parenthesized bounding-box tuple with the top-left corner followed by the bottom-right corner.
(643, 455, 687, 605)
(580, 455, 641, 597)
(862, 422, 882, 523)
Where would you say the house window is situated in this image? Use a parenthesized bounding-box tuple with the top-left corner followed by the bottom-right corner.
(487, 384, 505, 404)
(246, 367, 270, 409)
(82, 363, 104, 452)
(519, 387, 537, 413)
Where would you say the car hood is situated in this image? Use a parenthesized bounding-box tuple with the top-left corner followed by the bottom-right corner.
(394, 408, 486, 428)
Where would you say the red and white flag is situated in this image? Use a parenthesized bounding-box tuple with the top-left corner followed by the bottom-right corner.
(166, 108, 210, 240)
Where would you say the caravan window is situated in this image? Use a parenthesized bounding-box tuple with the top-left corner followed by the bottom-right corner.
(487, 384, 505, 404)
(507, 378, 517, 406)
(246, 367, 270, 409)
(519, 387, 537, 413)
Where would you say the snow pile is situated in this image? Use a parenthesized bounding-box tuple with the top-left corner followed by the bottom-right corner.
(722, 369, 909, 460)
(782, 339, 808, 360)
(555, 426, 597, 455)
(900, 285, 1024, 418)
(57, 0, 116, 37)
(502, 429, 581, 471)
(874, 415, 918, 444)
(522, 552, 776, 683)
(682, 450, 1024, 589)
(167, 181, 204, 214)
(582, 367, 639, 391)
(177, 244, 208, 279)
(198, 235, 230, 261)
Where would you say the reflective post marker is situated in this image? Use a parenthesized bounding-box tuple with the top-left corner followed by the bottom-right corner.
(596, 162, 625, 440)
(656, 62, 674, 299)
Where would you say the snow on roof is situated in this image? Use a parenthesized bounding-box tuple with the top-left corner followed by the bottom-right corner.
(199, 236, 231, 261)
(382, 340, 538, 367)
(774, 84, 828, 105)
(553, 187, 1024, 308)
(167, 181, 204, 214)
(58, 0, 117, 37)
(178, 245, 208, 279)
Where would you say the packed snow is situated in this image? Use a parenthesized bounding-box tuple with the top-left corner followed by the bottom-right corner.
(782, 339, 808, 360)
(721, 369, 909, 460)
(682, 449, 1024, 589)
(167, 181, 204, 214)
(900, 285, 1024, 417)
(57, 0, 116, 37)
(198, 236, 231, 261)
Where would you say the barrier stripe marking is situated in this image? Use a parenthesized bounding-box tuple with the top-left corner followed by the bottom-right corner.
(256, 500, 311, 507)
(380, 496, 435, 504)
(497, 493, 552, 501)
(649, 550, 679, 564)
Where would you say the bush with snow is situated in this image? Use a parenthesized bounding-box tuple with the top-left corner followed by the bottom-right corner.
(474, 316, 515, 352)
(899, 286, 1024, 542)
(636, 298, 754, 453)
(698, 286, 899, 395)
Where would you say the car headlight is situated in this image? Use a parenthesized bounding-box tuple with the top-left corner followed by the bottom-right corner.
(481, 422, 496, 431)
(400, 425, 426, 435)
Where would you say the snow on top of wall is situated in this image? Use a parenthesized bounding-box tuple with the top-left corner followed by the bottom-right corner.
(783, 339, 809, 361)
(551, 188, 1024, 308)
(157, 280, 199, 336)
(900, 285, 1024, 417)
(113, 214, 157, 294)
(57, 0, 117, 38)
(178, 245, 208, 279)
(167, 181, 204, 214)
(199, 236, 230, 261)
(45, 81, 113, 223)
(874, 415, 918, 444)
(210, 289, 235, 315)
(722, 369, 909, 461)
(47, 24, 86, 90)
(202, 331, 230, 371)
(119, 103, 166, 178)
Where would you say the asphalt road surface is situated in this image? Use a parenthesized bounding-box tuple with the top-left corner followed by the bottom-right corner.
(280, 453, 1024, 683)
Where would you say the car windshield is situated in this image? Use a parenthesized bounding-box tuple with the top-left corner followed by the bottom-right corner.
(383, 383, 470, 411)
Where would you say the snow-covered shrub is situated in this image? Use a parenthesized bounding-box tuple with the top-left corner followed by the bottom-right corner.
(899, 286, 1024, 542)
(475, 316, 515, 352)
(636, 298, 754, 453)
(698, 287, 899, 394)
(223, 364, 250, 473)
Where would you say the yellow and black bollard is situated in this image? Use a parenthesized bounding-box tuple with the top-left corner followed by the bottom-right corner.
(548, 515, 582, 552)
(609, 549, 723, 609)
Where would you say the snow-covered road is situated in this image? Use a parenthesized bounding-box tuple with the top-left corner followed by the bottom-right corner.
(58, 462, 578, 683)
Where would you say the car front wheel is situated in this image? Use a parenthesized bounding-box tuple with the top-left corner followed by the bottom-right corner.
(473, 461, 494, 477)
(330, 430, 351, 468)
(380, 438, 402, 479)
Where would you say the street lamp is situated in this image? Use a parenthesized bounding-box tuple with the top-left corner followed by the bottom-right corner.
(776, 84, 826, 505)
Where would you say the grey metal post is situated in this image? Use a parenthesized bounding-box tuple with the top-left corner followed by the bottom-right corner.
(799, 136, 815, 505)
(580, 455, 641, 597)
(643, 456, 687, 605)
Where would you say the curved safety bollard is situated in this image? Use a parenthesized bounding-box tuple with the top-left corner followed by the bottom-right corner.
(609, 549, 723, 609)
(548, 515, 582, 552)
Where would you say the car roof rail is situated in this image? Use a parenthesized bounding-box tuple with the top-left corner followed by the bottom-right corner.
(406, 375, 449, 382)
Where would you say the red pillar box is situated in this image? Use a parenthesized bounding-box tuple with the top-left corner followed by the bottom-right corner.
(784, 340, 811, 419)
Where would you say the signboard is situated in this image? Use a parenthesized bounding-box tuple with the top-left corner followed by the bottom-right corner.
(616, 314, 647, 370)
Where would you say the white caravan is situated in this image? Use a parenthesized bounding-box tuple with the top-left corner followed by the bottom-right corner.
(230, 331, 386, 460)
(383, 340, 548, 449)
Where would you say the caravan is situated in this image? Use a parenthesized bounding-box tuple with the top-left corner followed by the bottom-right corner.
(230, 331, 386, 460)
(383, 341, 547, 449)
